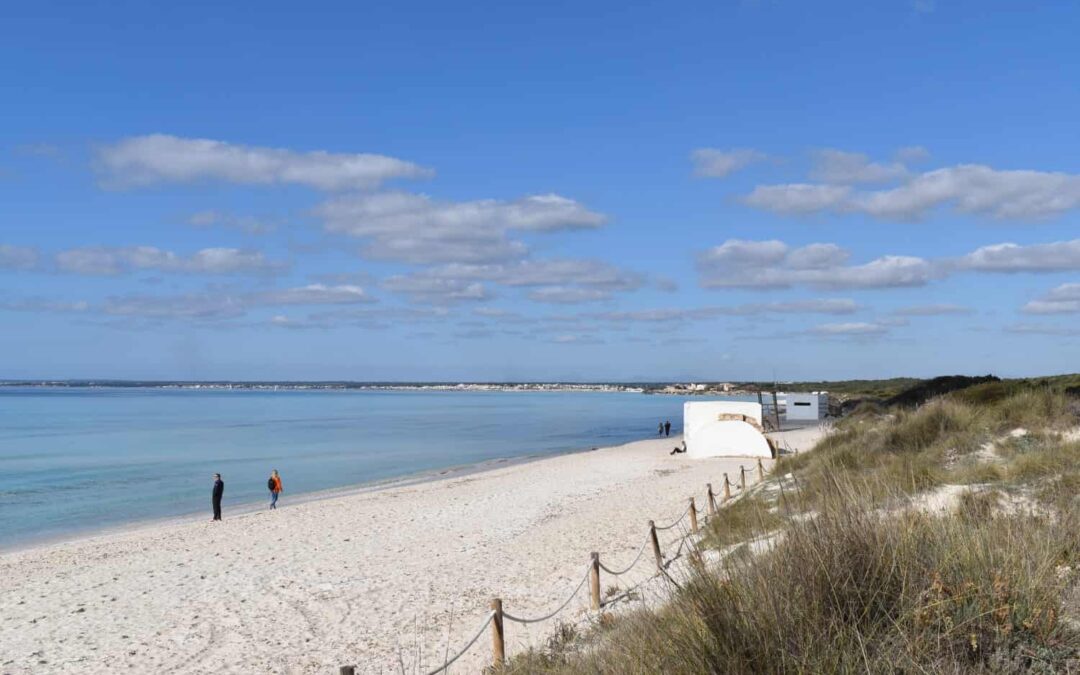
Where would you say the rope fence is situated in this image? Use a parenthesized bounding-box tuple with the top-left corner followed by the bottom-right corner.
(653, 502, 692, 531)
(597, 532, 652, 576)
(502, 565, 592, 625)
(339, 455, 774, 674)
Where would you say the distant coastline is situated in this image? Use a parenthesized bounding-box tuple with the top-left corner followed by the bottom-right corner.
(0, 379, 758, 395)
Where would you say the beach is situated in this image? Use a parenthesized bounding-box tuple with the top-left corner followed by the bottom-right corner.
(0, 427, 823, 674)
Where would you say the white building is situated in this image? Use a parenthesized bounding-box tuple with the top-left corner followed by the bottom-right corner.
(785, 392, 828, 421)
(683, 401, 773, 458)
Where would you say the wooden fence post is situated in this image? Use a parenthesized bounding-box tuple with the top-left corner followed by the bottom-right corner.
(740, 465, 747, 491)
(648, 520, 663, 571)
(706, 483, 717, 515)
(757, 457, 765, 482)
(689, 497, 699, 534)
(590, 552, 601, 610)
(723, 473, 731, 501)
(771, 389, 781, 431)
(491, 598, 505, 667)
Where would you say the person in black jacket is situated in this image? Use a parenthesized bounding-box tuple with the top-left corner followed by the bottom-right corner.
(664, 420, 671, 437)
(211, 473, 224, 521)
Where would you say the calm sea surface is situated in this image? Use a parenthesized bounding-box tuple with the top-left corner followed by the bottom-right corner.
(0, 387, 747, 549)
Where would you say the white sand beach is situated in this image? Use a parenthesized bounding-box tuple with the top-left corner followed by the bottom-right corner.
(1, 427, 823, 674)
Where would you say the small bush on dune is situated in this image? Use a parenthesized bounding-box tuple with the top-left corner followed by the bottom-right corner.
(954, 380, 1014, 406)
(700, 495, 783, 549)
(991, 388, 1078, 432)
(1006, 440, 1080, 483)
(950, 459, 1006, 485)
(882, 399, 976, 454)
(1037, 471, 1080, 509)
(955, 488, 1002, 520)
(847, 399, 885, 419)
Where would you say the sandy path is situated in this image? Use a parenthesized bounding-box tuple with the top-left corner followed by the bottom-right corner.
(0, 432, 818, 674)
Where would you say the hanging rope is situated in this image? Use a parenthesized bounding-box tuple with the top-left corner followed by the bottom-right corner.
(501, 565, 592, 625)
(653, 503, 692, 531)
(597, 532, 652, 576)
(422, 610, 496, 675)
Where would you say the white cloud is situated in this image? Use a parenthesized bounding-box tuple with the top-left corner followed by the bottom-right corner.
(785, 243, 850, 269)
(54, 246, 287, 276)
(381, 274, 490, 304)
(188, 210, 277, 235)
(742, 184, 851, 215)
(571, 299, 859, 325)
(697, 239, 789, 268)
(318, 192, 605, 265)
(256, 284, 376, 305)
(96, 134, 432, 190)
(381, 258, 644, 305)
(691, 148, 768, 178)
(785, 256, 936, 289)
(892, 303, 973, 316)
(809, 322, 890, 336)
(550, 334, 605, 345)
(1022, 283, 1080, 314)
(809, 149, 909, 184)
(102, 293, 248, 319)
(527, 287, 611, 304)
(305, 306, 449, 329)
(698, 239, 934, 289)
(451, 259, 643, 290)
(472, 307, 523, 319)
(99, 282, 376, 321)
(764, 299, 860, 314)
(745, 164, 1080, 220)
(955, 239, 1080, 272)
(0, 244, 38, 270)
(308, 271, 376, 286)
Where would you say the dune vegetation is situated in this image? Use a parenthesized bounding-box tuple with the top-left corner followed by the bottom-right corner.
(502, 379, 1080, 674)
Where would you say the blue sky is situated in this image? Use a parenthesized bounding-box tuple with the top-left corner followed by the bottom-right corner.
(2, 0, 1079, 381)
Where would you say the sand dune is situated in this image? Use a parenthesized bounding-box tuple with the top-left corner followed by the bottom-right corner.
(1, 429, 822, 674)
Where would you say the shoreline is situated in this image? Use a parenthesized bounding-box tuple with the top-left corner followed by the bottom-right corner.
(1, 442, 604, 556)
(1, 427, 824, 674)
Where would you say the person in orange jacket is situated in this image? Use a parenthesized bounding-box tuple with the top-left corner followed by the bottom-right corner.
(268, 469, 283, 510)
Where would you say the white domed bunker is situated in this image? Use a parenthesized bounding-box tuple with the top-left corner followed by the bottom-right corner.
(683, 401, 774, 458)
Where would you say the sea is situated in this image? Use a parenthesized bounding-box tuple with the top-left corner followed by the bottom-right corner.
(0, 387, 752, 550)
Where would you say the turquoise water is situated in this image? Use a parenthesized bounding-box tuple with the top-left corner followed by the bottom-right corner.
(0, 387, 738, 549)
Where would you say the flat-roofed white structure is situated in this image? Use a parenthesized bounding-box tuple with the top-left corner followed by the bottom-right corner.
(786, 392, 828, 421)
(683, 401, 773, 458)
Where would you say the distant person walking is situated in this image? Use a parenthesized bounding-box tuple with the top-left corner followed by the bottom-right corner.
(268, 470, 283, 509)
(664, 420, 671, 437)
(211, 473, 224, 521)
(658, 421, 664, 436)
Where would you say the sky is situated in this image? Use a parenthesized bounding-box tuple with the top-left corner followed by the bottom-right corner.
(2, 0, 1079, 382)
